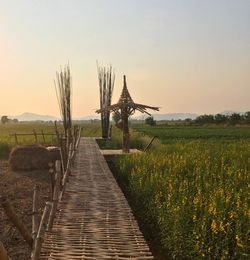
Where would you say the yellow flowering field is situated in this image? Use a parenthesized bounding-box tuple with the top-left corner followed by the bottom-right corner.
(116, 139, 249, 259)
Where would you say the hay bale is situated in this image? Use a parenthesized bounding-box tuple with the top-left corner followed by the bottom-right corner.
(9, 145, 50, 171)
(47, 146, 61, 163)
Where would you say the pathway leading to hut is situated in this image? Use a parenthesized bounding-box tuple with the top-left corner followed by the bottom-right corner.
(40, 137, 153, 259)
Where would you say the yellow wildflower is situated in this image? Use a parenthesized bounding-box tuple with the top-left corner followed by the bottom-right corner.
(211, 220, 218, 234)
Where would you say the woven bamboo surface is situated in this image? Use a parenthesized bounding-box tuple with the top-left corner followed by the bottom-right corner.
(40, 138, 153, 259)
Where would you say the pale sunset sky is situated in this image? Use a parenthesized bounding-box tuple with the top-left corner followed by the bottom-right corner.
(0, 0, 249, 117)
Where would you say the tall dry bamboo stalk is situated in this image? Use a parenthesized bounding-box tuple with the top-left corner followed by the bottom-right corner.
(97, 63, 115, 138)
(54, 64, 72, 137)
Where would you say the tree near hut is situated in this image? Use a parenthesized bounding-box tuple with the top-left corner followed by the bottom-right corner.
(145, 116, 156, 126)
(1, 116, 9, 124)
(244, 111, 250, 123)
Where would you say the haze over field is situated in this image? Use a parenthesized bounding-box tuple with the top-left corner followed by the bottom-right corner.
(0, 0, 249, 117)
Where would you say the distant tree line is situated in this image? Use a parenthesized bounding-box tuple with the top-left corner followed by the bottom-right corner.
(143, 112, 250, 126)
(194, 112, 250, 125)
(1, 116, 19, 124)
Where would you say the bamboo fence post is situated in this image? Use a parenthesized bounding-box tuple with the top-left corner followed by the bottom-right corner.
(33, 130, 38, 143)
(32, 185, 40, 243)
(41, 130, 46, 144)
(0, 241, 12, 260)
(0, 196, 33, 247)
(14, 133, 18, 145)
(32, 202, 52, 260)
(48, 163, 55, 198)
(59, 146, 65, 178)
(48, 161, 61, 231)
(60, 150, 71, 200)
(61, 137, 67, 173)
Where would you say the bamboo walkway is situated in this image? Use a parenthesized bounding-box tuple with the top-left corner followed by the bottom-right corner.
(40, 138, 154, 259)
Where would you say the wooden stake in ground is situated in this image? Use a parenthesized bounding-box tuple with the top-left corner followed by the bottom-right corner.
(32, 185, 40, 242)
(0, 196, 33, 247)
(32, 202, 52, 260)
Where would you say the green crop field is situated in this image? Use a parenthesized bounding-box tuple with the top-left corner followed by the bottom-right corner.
(113, 125, 250, 259)
(133, 124, 250, 142)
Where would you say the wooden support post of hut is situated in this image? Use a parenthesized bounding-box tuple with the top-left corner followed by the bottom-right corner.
(96, 75, 159, 153)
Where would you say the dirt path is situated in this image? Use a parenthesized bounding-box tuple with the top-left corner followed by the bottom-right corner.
(0, 160, 51, 260)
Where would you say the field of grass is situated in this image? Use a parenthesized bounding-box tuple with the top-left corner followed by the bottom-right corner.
(0, 122, 140, 158)
(0, 123, 61, 159)
(1, 122, 249, 258)
(114, 125, 250, 259)
(133, 124, 250, 142)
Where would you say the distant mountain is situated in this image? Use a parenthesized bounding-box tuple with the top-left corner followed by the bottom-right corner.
(10, 112, 59, 122)
(132, 113, 198, 121)
(5, 110, 247, 122)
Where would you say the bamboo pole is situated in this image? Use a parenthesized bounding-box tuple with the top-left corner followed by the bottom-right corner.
(33, 130, 38, 143)
(48, 163, 55, 197)
(14, 133, 18, 145)
(41, 130, 46, 144)
(144, 136, 157, 152)
(32, 185, 40, 242)
(0, 196, 33, 247)
(47, 161, 61, 231)
(32, 202, 52, 260)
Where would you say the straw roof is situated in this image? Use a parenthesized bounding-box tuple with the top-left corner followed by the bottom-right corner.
(96, 75, 159, 116)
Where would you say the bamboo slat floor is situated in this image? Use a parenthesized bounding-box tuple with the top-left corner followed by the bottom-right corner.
(40, 138, 154, 259)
